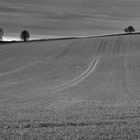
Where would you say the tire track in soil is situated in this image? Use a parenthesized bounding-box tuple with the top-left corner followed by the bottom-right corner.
(48, 39, 105, 92)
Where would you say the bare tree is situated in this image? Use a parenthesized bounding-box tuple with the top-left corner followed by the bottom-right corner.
(20, 30, 30, 42)
(124, 26, 135, 34)
(0, 28, 4, 41)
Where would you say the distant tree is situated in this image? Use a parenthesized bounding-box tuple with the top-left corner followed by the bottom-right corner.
(0, 28, 4, 41)
(20, 30, 30, 42)
(124, 26, 135, 34)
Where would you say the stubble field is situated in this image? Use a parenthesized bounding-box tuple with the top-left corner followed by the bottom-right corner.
(0, 34, 140, 139)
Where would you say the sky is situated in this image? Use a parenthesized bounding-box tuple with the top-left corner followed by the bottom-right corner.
(1, 0, 140, 40)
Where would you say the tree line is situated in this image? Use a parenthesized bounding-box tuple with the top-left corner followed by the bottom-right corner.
(0, 29, 30, 42)
(0, 26, 136, 42)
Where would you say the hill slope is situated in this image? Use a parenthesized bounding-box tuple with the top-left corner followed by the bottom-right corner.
(1, 34, 140, 126)
(1, 35, 140, 101)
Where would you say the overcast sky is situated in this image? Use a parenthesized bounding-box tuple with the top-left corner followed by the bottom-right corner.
(1, 0, 140, 38)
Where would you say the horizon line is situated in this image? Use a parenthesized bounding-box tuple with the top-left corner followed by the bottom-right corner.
(2, 32, 140, 41)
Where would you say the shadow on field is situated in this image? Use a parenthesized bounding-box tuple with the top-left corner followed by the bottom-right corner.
(4, 115, 140, 129)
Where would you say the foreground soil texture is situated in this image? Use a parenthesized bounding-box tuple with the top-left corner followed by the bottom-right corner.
(0, 34, 140, 139)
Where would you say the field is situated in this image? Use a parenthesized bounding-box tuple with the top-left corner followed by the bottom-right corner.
(0, 34, 140, 139)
